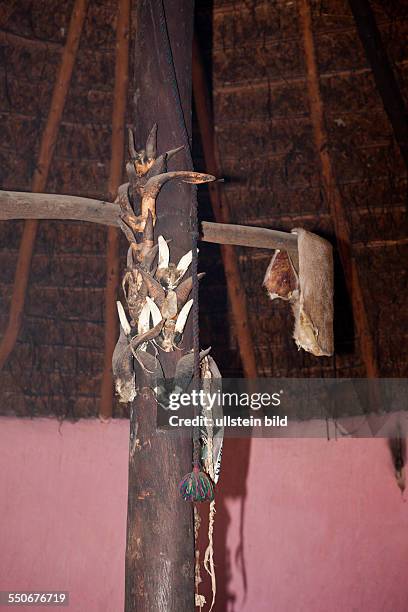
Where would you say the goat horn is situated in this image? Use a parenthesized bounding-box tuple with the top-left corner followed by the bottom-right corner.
(146, 296, 163, 327)
(145, 123, 158, 159)
(142, 209, 154, 243)
(119, 217, 136, 245)
(126, 245, 134, 269)
(158, 235, 170, 269)
(128, 128, 137, 159)
(130, 318, 164, 353)
(136, 266, 165, 307)
(146, 147, 184, 180)
(116, 301, 131, 336)
(175, 273, 205, 308)
(142, 244, 159, 272)
(176, 249, 196, 278)
(137, 300, 151, 336)
(165, 145, 184, 160)
(141, 171, 216, 220)
(175, 299, 193, 334)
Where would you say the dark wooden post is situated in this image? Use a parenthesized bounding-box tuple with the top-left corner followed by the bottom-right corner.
(125, 1, 195, 610)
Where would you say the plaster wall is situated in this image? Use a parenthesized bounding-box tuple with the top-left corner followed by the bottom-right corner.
(1, 419, 407, 611)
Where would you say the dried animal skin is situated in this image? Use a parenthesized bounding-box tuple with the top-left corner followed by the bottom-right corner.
(263, 249, 299, 301)
(263, 230, 333, 357)
(291, 228, 333, 357)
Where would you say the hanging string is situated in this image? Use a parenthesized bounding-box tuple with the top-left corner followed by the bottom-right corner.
(153, 0, 213, 503)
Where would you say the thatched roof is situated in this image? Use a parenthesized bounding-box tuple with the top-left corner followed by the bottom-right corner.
(0, 0, 407, 418)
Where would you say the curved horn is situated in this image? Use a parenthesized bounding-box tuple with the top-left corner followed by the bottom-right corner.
(165, 145, 184, 161)
(127, 245, 134, 269)
(146, 146, 184, 180)
(176, 249, 195, 277)
(175, 298, 193, 334)
(141, 171, 216, 220)
(145, 123, 157, 159)
(142, 244, 159, 272)
(129, 318, 164, 354)
(128, 128, 137, 159)
(138, 300, 151, 335)
(146, 296, 163, 327)
(175, 273, 205, 308)
(157, 235, 170, 269)
(173, 347, 212, 392)
(136, 266, 165, 307)
(119, 217, 137, 245)
(142, 209, 154, 243)
(116, 301, 131, 335)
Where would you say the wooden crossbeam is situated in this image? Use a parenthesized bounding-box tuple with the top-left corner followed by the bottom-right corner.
(0, 190, 299, 256)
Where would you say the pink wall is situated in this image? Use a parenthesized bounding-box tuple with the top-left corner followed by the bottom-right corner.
(0, 418, 129, 612)
(212, 437, 408, 611)
(1, 419, 407, 612)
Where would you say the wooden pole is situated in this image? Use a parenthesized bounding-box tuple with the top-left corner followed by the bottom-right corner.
(192, 35, 258, 378)
(99, 0, 130, 422)
(124, 2, 196, 610)
(0, 190, 299, 255)
(348, 0, 408, 170)
(298, 0, 379, 378)
(0, 0, 88, 370)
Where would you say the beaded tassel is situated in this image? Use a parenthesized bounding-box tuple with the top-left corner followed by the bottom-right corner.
(179, 463, 214, 503)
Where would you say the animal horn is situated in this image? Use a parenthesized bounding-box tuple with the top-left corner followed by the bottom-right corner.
(176, 249, 195, 278)
(141, 171, 216, 221)
(138, 300, 151, 336)
(142, 244, 159, 272)
(175, 299, 193, 334)
(128, 128, 137, 159)
(116, 301, 131, 335)
(158, 235, 170, 269)
(119, 217, 137, 245)
(146, 146, 184, 179)
(145, 123, 158, 159)
(129, 319, 164, 354)
(165, 145, 184, 160)
(126, 245, 134, 269)
(175, 273, 205, 307)
(146, 296, 163, 327)
(143, 209, 154, 243)
(136, 266, 165, 307)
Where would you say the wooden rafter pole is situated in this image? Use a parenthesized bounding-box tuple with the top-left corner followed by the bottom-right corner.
(0, 0, 88, 370)
(0, 190, 299, 256)
(124, 2, 197, 609)
(298, 0, 379, 378)
(348, 0, 408, 170)
(99, 0, 130, 421)
(192, 34, 258, 378)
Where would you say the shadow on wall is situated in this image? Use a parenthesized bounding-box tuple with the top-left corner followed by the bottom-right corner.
(199, 437, 251, 612)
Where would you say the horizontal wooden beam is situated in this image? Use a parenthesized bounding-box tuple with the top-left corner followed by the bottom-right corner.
(201, 220, 298, 259)
(0, 190, 118, 225)
(0, 190, 299, 256)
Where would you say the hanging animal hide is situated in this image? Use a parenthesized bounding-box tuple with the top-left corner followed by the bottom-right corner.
(200, 355, 223, 484)
(263, 228, 334, 357)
